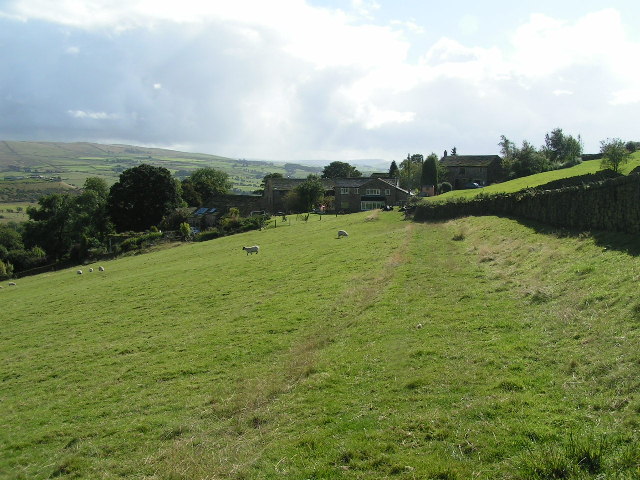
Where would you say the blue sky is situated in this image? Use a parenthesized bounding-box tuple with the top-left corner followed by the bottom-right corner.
(1, 0, 638, 164)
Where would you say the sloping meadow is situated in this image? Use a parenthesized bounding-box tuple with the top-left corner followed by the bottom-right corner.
(2, 211, 639, 479)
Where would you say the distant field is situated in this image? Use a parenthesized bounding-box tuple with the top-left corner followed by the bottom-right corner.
(436, 153, 640, 201)
(0, 141, 323, 201)
(0, 201, 33, 224)
(2, 211, 639, 478)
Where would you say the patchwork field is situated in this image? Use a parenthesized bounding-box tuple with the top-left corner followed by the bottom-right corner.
(2, 211, 639, 479)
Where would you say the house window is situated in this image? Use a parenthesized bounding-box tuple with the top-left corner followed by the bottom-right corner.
(361, 200, 386, 211)
(365, 188, 381, 195)
(385, 189, 391, 196)
(354, 188, 359, 194)
(340, 187, 349, 194)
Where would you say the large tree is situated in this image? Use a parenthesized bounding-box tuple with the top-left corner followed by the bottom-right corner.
(186, 167, 232, 202)
(388, 160, 400, 178)
(600, 138, 630, 173)
(321, 161, 361, 179)
(108, 164, 181, 232)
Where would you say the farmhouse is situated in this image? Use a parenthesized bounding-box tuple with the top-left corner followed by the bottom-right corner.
(440, 154, 503, 189)
(263, 176, 409, 213)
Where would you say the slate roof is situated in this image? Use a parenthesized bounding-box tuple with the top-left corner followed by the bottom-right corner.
(439, 155, 502, 167)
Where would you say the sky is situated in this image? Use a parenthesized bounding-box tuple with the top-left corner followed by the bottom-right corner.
(1, 0, 639, 165)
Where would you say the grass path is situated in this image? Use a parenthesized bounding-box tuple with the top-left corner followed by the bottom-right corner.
(2, 212, 639, 479)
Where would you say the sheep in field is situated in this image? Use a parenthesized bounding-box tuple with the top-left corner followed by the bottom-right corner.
(89, 267, 94, 272)
(242, 245, 259, 255)
(8, 282, 16, 286)
(98, 266, 105, 271)
(337, 230, 349, 239)
(77, 270, 83, 275)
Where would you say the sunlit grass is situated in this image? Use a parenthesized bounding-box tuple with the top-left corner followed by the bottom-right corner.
(2, 211, 640, 478)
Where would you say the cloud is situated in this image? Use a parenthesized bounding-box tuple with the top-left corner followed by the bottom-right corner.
(0, 2, 638, 159)
(68, 110, 119, 120)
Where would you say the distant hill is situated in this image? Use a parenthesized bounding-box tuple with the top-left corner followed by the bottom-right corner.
(0, 140, 323, 199)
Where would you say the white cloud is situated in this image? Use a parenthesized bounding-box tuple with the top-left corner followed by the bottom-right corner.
(553, 89, 573, 96)
(68, 110, 119, 120)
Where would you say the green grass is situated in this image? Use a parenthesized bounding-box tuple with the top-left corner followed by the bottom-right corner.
(2, 211, 640, 478)
(436, 153, 640, 201)
(0, 202, 33, 224)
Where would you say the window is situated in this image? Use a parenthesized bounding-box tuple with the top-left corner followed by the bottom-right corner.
(365, 188, 381, 195)
(361, 200, 385, 211)
(340, 187, 349, 194)
(354, 188, 359, 194)
(385, 189, 391, 196)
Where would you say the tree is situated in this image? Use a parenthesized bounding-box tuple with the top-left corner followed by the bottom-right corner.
(543, 128, 582, 166)
(180, 178, 202, 206)
(321, 161, 361, 179)
(600, 138, 630, 173)
(399, 154, 424, 192)
(186, 167, 232, 202)
(295, 174, 325, 211)
(108, 164, 181, 232)
(451, 147, 457, 156)
(511, 141, 549, 178)
(421, 153, 439, 188)
(388, 160, 399, 178)
(24, 194, 75, 261)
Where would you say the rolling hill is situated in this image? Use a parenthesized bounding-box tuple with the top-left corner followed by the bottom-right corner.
(0, 140, 323, 197)
(2, 210, 639, 479)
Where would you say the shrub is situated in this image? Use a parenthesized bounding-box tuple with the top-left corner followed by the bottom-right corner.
(0, 259, 14, 279)
(439, 182, 453, 193)
(195, 228, 221, 242)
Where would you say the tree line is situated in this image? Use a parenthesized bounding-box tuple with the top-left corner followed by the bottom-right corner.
(0, 165, 234, 278)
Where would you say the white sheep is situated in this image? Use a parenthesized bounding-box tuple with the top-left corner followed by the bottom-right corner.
(8, 282, 16, 286)
(98, 266, 105, 271)
(77, 270, 83, 275)
(89, 267, 94, 272)
(242, 245, 259, 255)
(337, 230, 349, 238)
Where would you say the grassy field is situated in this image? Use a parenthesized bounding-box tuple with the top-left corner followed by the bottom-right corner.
(2, 211, 640, 479)
(436, 153, 640, 201)
(0, 202, 33, 224)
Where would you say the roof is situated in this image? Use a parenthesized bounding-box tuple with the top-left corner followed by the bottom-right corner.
(439, 155, 502, 167)
(268, 178, 334, 190)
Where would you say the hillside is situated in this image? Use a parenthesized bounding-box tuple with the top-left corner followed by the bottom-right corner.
(435, 152, 640, 201)
(2, 211, 639, 479)
(0, 140, 322, 197)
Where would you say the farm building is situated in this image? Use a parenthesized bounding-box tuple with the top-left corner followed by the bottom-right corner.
(440, 154, 504, 189)
(263, 176, 409, 213)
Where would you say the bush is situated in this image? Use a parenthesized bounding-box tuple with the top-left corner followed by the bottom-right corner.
(194, 228, 221, 242)
(0, 259, 14, 279)
(439, 182, 453, 193)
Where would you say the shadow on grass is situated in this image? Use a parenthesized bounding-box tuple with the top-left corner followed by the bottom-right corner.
(514, 217, 640, 257)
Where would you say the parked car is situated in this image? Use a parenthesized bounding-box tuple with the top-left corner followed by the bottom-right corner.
(464, 182, 483, 189)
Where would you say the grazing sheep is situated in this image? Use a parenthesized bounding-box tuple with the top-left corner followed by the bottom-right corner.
(98, 266, 105, 271)
(242, 245, 259, 255)
(89, 267, 94, 272)
(416, 323, 423, 329)
(337, 230, 349, 238)
(8, 282, 16, 286)
(77, 270, 83, 275)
